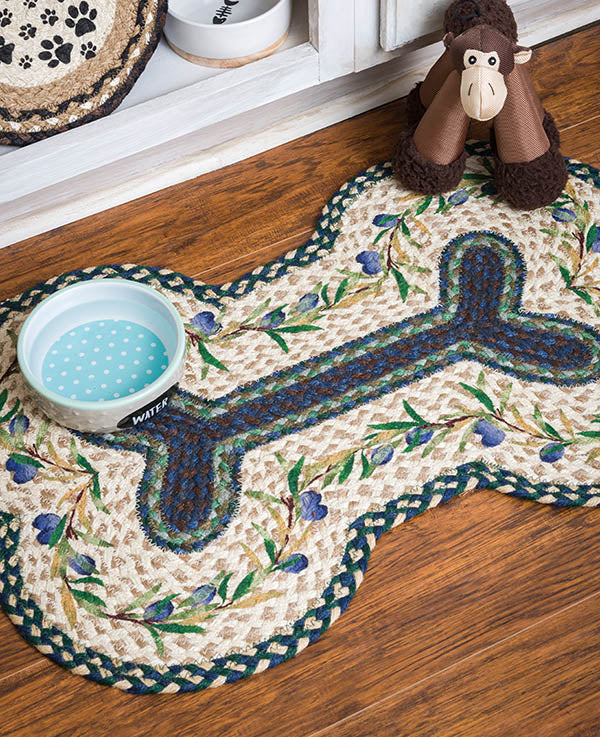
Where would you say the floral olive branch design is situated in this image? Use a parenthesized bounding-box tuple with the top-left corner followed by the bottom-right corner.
(543, 182, 600, 314)
(284, 373, 600, 489)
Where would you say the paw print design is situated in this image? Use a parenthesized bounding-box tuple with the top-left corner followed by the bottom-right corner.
(23, 0, 38, 8)
(80, 40, 96, 59)
(65, 2, 96, 37)
(40, 8, 58, 26)
(38, 35, 72, 67)
(0, 35, 14, 64)
(18, 54, 33, 69)
(19, 23, 37, 39)
(0, 8, 12, 27)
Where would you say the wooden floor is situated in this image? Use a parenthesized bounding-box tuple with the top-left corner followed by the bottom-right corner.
(1, 24, 600, 737)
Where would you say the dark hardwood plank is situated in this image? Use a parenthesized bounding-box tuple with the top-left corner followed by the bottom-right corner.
(316, 592, 600, 737)
(2, 492, 600, 737)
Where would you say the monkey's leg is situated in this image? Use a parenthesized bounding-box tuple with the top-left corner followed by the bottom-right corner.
(493, 65, 567, 210)
(394, 70, 469, 195)
(406, 49, 455, 128)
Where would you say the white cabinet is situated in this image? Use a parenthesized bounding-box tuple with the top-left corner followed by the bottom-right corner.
(1, 0, 598, 248)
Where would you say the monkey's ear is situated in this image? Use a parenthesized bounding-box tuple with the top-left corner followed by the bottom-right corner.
(513, 45, 532, 64)
(443, 32, 454, 49)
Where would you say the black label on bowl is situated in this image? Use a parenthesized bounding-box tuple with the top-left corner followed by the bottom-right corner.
(117, 386, 177, 429)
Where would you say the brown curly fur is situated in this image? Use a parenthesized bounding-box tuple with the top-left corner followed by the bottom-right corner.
(493, 110, 567, 210)
(443, 0, 517, 42)
(394, 132, 467, 195)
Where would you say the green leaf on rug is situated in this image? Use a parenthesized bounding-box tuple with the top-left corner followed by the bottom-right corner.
(48, 514, 67, 549)
(338, 453, 355, 484)
(266, 330, 289, 353)
(459, 383, 495, 413)
(391, 268, 409, 301)
(197, 341, 228, 371)
(232, 571, 255, 602)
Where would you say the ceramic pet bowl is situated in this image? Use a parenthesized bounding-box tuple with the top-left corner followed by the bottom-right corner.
(164, 0, 292, 68)
(17, 280, 186, 433)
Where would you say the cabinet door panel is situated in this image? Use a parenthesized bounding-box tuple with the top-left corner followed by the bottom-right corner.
(380, 0, 449, 51)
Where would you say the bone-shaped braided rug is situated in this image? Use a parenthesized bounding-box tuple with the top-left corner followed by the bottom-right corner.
(1, 142, 600, 694)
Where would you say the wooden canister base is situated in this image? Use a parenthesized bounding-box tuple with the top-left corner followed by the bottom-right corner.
(165, 31, 289, 69)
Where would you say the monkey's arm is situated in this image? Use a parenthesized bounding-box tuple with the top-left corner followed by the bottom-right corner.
(419, 49, 455, 107)
(413, 70, 469, 165)
(493, 64, 548, 163)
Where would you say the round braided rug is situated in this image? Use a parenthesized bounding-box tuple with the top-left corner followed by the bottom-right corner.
(1, 143, 600, 694)
(0, 0, 167, 145)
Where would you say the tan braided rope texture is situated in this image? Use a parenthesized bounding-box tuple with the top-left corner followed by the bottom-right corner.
(0, 0, 167, 145)
(0, 148, 599, 693)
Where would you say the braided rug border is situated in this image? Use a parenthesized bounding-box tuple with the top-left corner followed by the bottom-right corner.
(0, 0, 168, 146)
(0, 145, 599, 693)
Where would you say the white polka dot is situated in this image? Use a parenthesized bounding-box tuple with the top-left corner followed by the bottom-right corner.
(73, 380, 79, 385)
(69, 332, 75, 336)
(81, 340, 87, 344)
(91, 361, 97, 366)
(150, 342, 156, 348)
(148, 356, 154, 361)
(134, 360, 140, 365)
(99, 322, 104, 327)
(129, 388, 135, 393)
(96, 335, 102, 339)
(76, 366, 82, 371)
(119, 364, 125, 370)
(121, 351, 127, 356)
(85, 389, 92, 394)
(58, 385, 64, 391)
(113, 393, 120, 398)
(51, 350, 57, 354)
(46, 377, 52, 382)
(111, 330, 117, 335)
(123, 338, 129, 343)
(64, 357, 70, 363)
(138, 333, 144, 339)
(61, 371, 67, 376)
(131, 374, 137, 379)
(101, 384, 107, 389)
(84, 327, 90, 332)
(104, 369, 109, 375)
(93, 347, 100, 353)
(116, 379, 122, 384)
(88, 374, 95, 379)
(146, 369, 152, 375)
(135, 347, 141, 352)
(79, 353, 85, 357)
(160, 365, 166, 370)
(66, 344, 72, 349)
(49, 363, 55, 368)
(126, 326, 131, 330)
(106, 356, 112, 361)
(108, 342, 115, 348)
(71, 394, 77, 399)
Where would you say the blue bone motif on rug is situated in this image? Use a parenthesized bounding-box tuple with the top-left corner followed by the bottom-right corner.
(84, 231, 600, 553)
(1, 144, 600, 695)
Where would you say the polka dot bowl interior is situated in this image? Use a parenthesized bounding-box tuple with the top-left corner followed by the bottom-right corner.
(17, 280, 186, 432)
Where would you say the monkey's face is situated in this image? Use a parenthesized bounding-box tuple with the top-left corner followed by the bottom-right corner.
(460, 48, 506, 121)
(445, 25, 532, 122)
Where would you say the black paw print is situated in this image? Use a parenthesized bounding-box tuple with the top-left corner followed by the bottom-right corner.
(0, 8, 12, 27)
(0, 35, 14, 65)
(80, 40, 96, 59)
(19, 23, 37, 39)
(40, 8, 58, 25)
(19, 54, 33, 69)
(39, 34, 72, 67)
(65, 2, 96, 37)
(23, 0, 38, 8)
